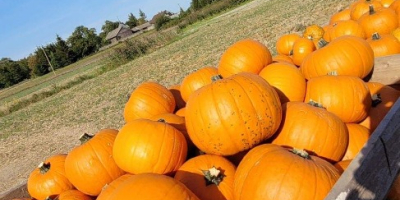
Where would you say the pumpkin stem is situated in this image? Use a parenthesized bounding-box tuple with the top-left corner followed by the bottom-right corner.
(291, 148, 311, 159)
(317, 38, 329, 48)
(308, 99, 325, 109)
(38, 162, 51, 174)
(157, 118, 167, 123)
(327, 71, 338, 76)
(289, 49, 293, 56)
(372, 32, 381, 40)
(79, 133, 94, 144)
(369, 5, 375, 15)
(371, 93, 382, 107)
(211, 75, 223, 82)
(201, 166, 225, 186)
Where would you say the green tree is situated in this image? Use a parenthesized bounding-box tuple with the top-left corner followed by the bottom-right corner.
(99, 20, 120, 45)
(126, 13, 138, 28)
(0, 58, 31, 88)
(50, 35, 75, 68)
(138, 9, 147, 25)
(67, 25, 101, 59)
(29, 48, 50, 76)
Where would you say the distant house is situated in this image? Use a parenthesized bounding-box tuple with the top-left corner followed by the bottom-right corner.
(131, 22, 155, 34)
(105, 24, 134, 43)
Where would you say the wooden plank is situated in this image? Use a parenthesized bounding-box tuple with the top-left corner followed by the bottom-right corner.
(325, 98, 400, 200)
(367, 54, 400, 86)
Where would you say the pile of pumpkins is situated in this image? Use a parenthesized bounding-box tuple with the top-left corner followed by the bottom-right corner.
(18, 0, 400, 199)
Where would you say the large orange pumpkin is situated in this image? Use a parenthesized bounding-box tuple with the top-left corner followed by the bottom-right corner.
(123, 81, 175, 122)
(180, 66, 219, 102)
(50, 189, 93, 200)
(107, 173, 200, 200)
(328, 20, 366, 40)
(272, 54, 294, 64)
(272, 101, 349, 162)
(378, 0, 396, 7)
(27, 154, 73, 200)
(97, 174, 134, 200)
(358, 6, 399, 37)
(351, 0, 383, 20)
(258, 62, 306, 104)
(185, 72, 282, 156)
(275, 33, 301, 56)
(234, 144, 340, 200)
(218, 39, 272, 78)
(330, 8, 351, 24)
(174, 154, 236, 200)
(366, 32, 400, 57)
(113, 119, 187, 175)
(359, 82, 400, 132)
(305, 75, 372, 123)
(342, 123, 370, 160)
(64, 129, 125, 196)
(300, 35, 374, 80)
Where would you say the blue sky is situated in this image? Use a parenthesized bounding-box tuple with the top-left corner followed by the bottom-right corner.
(0, 0, 191, 61)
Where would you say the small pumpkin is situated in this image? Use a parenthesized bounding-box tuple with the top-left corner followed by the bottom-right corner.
(359, 82, 400, 132)
(303, 24, 325, 47)
(342, 123, 370, 160)
(330, 8, 351, 24)
(291, 37, 316, 66)
(304, 74, 372, 123)
(366, 32, 400, 57)
(334, 159, 352, 174)
(272, 101, 349, 162)
(113, 119, 187, 175)
(328, 20, 366, 40)
(124, 82, 176, 122)
(27, 154, 73, 200)
(358, 5, 398, 37)
(97, 174, 134, 200)
(107, 173, 200, 200)
(64, 129, 125, 196)
(180, 66, 219, 102)
(275, 33, 301, 56)
(169, 84, 186, 111)
(234, 144, 340, 200)
(218, 39, 272, 78)
(174, 154, 236, 200)
(300, 35, 374, 80)
(350, 0, 383, 20)
(258, 62, 306, 104)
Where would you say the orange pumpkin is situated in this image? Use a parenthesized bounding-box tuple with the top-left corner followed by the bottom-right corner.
(351, 0, 383, 20)
(303, 24, 325, 47)
(322, 24, 334, 42)
(358, 6, 398, 37)
(390, 0, 400, 14)
(272, 54, 294, 64)
(378, 0, 396, 7)
(113, 119, 187, 175)
(218, 39, 272, 78)
(328, 20, 366, 40)
(234, 144, 340, 200)
(392, 27, 400, 41)
(342, 123, 370, 160)
(50, 189, 93, 200)
(291, 37, 316, 66)
(359, 82, 400, 132)
(305, 75, 372, 123)
(275, 33, 301, 56)
(258, 62, 306, 104)
(300, 35, 374, 80)
(366, 32, 400, 57)
(272, 102, 349, 162)
(27, 154, 73, 200)
(175, 107, 186, 117)
(169, 84, 186, 111)
(97, 174, 134, 200)
(123, 82, 176, 122)
(64, 129, 125, 196)
(330, 8, 351, 24)
(107, 173, 200, 200)
(174, 154, 236, 200)
(180, 66, 219, 102)
(185, 72, 282, 156)
(334, 159, 352, 173)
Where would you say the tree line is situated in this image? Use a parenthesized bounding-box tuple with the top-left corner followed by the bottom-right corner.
(0, 0, 248, 89)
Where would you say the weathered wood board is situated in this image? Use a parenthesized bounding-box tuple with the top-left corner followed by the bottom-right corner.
(367, 54, 400, 86)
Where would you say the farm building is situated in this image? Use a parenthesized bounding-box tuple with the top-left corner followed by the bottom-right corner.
(131, 22, 155, 34)
(105, 24, 134, 43)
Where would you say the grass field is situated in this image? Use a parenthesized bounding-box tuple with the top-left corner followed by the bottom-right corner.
(0, 0, 354, 195)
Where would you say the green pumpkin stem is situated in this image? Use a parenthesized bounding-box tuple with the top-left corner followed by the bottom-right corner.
(371, 93, 382, 107)
(317, 38, 329, 48)
(291, 148, 311, 159)
(211, 75, 223, 82)
(79, 133, 94, 144)
(38, 162, 51, 174)
(372, 32, 381, 40)
(308, 99, 325, 109)
(202, 166, 225, 186)
(369, 5, 376, 15)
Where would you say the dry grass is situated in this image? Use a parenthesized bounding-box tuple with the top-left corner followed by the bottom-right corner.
(0, 0, 354, 195)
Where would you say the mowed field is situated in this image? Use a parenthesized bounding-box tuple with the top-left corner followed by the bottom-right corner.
(0, 0, 354, 195)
